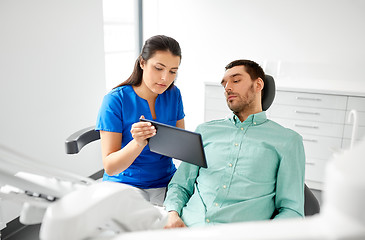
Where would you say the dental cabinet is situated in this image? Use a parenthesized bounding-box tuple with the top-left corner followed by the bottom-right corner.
(204, 83, 365, 190)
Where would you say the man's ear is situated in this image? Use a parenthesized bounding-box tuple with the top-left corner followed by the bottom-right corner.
(256, 77, 264, 93)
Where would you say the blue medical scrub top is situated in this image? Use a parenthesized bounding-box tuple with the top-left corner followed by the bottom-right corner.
(96, 85, 185, 189)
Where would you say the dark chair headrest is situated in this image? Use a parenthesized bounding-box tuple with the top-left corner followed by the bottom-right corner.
(262, 75, 276, 111)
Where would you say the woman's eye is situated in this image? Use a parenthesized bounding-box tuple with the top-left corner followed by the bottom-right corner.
(155, 67, 163, 71)
(170, 70, 177, 74)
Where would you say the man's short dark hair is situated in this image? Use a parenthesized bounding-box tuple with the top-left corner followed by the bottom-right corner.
(225, 59, 265, 82)
(225, 59, 266, 99)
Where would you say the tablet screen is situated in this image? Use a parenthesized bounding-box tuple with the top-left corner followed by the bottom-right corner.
(140, 118, 207, 168)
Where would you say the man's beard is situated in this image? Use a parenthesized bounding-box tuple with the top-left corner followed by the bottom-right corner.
(226, 85, 256, 114)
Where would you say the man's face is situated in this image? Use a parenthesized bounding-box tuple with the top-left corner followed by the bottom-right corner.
(221, 66, 258, 114)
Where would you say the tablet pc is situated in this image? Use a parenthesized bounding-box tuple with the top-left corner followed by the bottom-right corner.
(139, 118, 207, 168)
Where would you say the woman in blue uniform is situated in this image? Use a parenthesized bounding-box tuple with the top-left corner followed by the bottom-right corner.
(96, 35, 185, 205)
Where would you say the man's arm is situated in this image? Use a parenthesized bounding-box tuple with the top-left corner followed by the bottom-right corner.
(163, 161, 200, 226)
(274, 132, 306, 219)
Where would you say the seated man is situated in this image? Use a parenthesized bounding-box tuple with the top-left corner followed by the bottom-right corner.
(164, 59, 305, 228)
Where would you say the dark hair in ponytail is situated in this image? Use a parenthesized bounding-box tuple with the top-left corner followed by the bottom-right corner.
(114, 35, 182, 89)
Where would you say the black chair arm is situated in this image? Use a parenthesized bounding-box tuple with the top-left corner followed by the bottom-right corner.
(304, 184, 321, 216)
(65, 126, 100, 154)
(271, 183, 320, 218)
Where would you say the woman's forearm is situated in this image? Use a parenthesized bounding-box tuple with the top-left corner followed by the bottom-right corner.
(103, 139, 145, 176)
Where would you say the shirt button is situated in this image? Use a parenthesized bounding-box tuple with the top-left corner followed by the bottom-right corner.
(206, 219, 210, 223)
(234, 143, 238, 146)
(228, 163, 233, 167)
(223, 185, 227, 189)
(240, 127, 244, 130)
(215, 203, 219, 207)
(253, 122, 257, 125)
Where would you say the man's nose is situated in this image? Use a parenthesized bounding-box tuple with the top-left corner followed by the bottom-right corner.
(224, 81, 232, 92)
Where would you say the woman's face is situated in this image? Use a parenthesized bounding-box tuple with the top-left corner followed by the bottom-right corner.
(140, 50, 180, 95)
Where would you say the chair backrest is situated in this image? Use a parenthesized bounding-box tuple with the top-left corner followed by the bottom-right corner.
(65, 74, 320, 216)
(262, 74, 276, 111)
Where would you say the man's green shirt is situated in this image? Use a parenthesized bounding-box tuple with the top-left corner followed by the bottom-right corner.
(164, 112, 305, 227)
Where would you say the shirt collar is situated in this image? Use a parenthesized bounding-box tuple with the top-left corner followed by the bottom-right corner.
(229, 111, 267, 126)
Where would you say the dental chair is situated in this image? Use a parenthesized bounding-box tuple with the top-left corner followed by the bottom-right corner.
(64, 75, 321, 217)
(3, 75, 363, 240)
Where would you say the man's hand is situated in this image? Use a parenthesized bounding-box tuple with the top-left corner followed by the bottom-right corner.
(164, 211, 187, 229)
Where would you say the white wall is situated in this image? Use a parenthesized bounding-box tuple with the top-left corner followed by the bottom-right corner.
(0, 0, 105, 224)
(143, 0, 365, 130)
